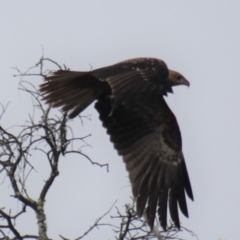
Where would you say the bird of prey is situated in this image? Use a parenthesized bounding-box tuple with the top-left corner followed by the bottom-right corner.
(39, 57, 193, 230)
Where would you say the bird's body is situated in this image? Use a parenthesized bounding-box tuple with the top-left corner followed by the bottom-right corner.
(40, 57, 193, 230)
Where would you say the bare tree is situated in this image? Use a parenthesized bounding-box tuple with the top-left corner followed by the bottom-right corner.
(0, 57, 198, 240)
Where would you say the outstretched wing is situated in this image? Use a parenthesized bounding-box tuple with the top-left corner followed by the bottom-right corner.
(95, 96, 193, 230)
(40, 58, 172, 117)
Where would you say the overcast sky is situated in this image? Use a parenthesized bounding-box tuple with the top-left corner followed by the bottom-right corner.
(1, 1, 240, 240)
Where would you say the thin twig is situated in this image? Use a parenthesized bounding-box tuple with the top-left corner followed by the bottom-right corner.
(75, 200, 117, 240)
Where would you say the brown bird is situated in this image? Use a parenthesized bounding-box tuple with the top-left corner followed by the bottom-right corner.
(39, 57, 193, 230)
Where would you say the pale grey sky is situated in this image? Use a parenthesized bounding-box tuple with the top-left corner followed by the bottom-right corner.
(1, 1, 240, 239)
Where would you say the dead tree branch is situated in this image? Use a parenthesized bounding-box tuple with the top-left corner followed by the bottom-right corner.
(0, 57, 108, 240)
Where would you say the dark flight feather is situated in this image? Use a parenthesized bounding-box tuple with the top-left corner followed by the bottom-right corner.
(39, 57, 193, 230)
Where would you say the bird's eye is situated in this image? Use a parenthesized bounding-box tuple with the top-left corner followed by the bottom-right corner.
(177, 76, 182, 81)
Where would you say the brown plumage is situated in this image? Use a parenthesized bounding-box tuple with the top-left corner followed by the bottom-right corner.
(39, 57, 193, 230)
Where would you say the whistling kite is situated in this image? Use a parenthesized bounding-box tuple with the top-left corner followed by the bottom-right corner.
(40, 58, 193, 230)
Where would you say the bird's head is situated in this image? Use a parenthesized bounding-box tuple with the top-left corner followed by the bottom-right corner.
(168, 70, 190, 87)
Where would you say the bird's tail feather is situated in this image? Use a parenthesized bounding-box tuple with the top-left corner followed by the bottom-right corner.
(39, 70, 109, 118)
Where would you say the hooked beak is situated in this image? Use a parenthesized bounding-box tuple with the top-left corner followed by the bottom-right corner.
(183, 79, 190, 87)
